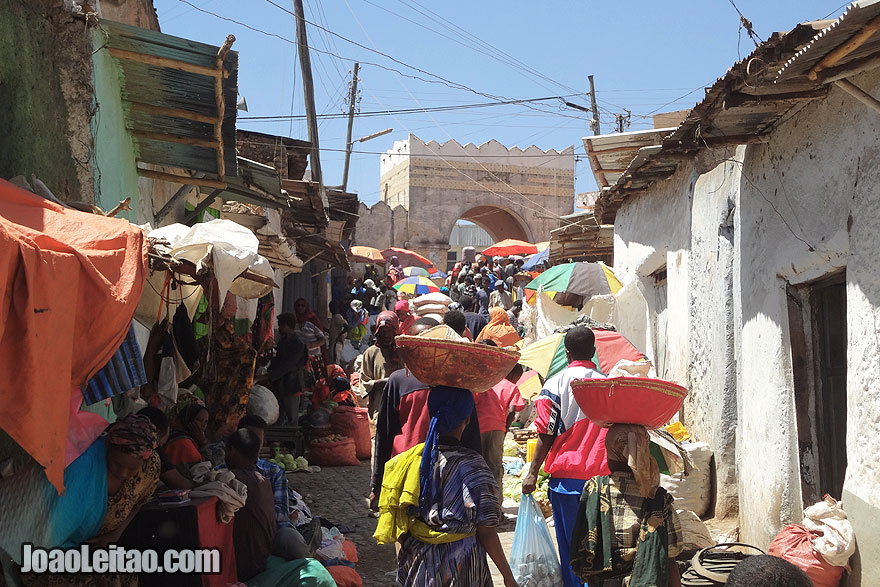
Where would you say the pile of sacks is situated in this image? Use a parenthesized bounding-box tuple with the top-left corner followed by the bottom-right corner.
(410, 292, 453, 322)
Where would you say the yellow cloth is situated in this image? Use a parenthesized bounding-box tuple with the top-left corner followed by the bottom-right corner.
(373, 443, 475, 545)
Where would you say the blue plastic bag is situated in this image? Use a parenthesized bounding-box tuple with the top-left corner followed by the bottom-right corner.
(510, 494, 562, 586)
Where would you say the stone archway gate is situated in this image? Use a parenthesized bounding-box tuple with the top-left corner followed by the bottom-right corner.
(356, 134, 575, 267)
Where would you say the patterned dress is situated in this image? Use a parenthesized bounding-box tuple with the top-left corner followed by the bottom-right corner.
(397, 444, 501, 586)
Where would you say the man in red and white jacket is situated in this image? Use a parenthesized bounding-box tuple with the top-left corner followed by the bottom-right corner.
(522, 326, 609, 587)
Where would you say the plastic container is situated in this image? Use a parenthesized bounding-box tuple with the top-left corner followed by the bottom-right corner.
(526, 438, 538, 463)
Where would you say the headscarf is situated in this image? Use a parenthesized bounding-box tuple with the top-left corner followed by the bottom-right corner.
(326, 364, 347, 380)
(605, 423, 659, 498)
(476, 307, 522, 347)
(348, 299, 367, 327)
(294, 297, 324, 330)
(364, 279, 376, 290)
(375, 310, 400, 336)
(394, 299, 410, 312)
(419, 386, 475, 511)
(105, 414, 158, 460)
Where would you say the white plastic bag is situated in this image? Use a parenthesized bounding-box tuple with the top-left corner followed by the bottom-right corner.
(802, 496, 855, 567)
(660, 442, 713, 517)
(510, 494, 561, 587)
(246, 384, 279, 425)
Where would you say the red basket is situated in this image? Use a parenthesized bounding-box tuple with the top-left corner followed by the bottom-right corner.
(395, 335, 520, 392)
(570, 376, 688, 428)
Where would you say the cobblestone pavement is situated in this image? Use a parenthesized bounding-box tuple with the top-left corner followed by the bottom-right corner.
(288, 462, 517, 586)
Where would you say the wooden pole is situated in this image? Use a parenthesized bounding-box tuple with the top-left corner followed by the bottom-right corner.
(834, 79, 880, 115)
(588, 75, 600, 135)
(293, 0, 329, 214)
(214, 35, 236, 180)
(341, 62, 360, 194)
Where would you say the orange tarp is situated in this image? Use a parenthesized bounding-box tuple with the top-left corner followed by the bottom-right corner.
(0, 179, 148, 492)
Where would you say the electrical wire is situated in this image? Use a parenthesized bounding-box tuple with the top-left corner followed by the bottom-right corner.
(239, 95, 579, 120)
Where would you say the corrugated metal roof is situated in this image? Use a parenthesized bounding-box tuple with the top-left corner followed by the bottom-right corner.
(98, 19, 239, 183)
(200, 157, 290, 209)
(595, 19, 836, 223)
(583, 128, 676, 188)
(776, 0, 880, 84)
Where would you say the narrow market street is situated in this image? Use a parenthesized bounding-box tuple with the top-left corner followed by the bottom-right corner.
(3, 1, 880, 586)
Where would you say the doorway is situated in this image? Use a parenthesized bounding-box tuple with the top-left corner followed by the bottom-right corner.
(789, 272, 847, 501)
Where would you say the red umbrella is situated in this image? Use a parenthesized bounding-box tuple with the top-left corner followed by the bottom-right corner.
(381, 247, 434, 270)
(482, 239, 538, 257)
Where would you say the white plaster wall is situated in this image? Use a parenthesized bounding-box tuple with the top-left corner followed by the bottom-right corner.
(612, 161, 694, 385)
(732, 70, 880, 577)
(686, 151, 742, 517)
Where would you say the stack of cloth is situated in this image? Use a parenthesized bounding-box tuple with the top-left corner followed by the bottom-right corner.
(410, 292, 453, 322)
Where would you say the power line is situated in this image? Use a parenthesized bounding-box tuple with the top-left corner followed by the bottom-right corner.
(258, 0, 584, 120)
(239, 95, 580, 120)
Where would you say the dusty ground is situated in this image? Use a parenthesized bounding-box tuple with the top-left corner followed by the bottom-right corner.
(289, 462, 517, 586)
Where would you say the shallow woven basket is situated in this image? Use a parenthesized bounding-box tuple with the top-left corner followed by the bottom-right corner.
(395, 335, 520, 392)
(570, 376, 688, 428)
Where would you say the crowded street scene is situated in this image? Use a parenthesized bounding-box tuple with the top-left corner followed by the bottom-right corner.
(1, 0, 879, 586)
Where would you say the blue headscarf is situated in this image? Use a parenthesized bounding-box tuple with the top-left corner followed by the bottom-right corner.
(418, 386, 475, 512)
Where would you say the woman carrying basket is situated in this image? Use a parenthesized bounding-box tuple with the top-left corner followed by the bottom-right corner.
(569, 424, 683, 587)
(374, 386, 519, 587)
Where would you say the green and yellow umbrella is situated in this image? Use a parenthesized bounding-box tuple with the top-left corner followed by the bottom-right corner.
(524, 262, 622, 307)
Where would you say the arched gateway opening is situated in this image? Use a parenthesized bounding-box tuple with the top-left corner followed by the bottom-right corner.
(446, 205, 533, 269)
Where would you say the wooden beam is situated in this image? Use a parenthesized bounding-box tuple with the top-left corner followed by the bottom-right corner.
(108, 47, 227, 79)
(587, 144, 652, 154)
(131, 102, 219, 125)
(722, 88, 828, 109)
(808, 14, 880, 80)
(138, 168, 227, 189)
(183, 188, 223, 224)
(213, 35, 235, 180)
(834, 78, 880, 114)
(819, 53, 880, 84)
(131, 130, 218, 149)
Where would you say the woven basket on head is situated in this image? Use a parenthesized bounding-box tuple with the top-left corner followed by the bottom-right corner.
(570, 376, 688, 428)
(395, 335, 520, 392)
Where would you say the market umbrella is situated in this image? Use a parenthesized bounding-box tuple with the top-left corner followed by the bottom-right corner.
(401, 266, 430, 277)
(429, 269, 448, 279)
(393, 276, 440, 295)
(517, 329, 647, 380)
(524, 262, 622, 307)
(381, 247, 434, 270)
(522, 248, 549, 271)
(349, 245, 385, 264)
(482, 238, 538, 257)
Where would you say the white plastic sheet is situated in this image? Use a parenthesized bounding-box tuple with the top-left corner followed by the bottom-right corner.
(148, 219, 270, 301)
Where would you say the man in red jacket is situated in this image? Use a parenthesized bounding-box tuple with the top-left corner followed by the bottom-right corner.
(522, 326, 608, 587)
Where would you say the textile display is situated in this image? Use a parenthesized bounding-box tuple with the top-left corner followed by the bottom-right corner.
(190, 466, 248, 523)
(82, 323, 147, 406)
(0, 179, 148, 491)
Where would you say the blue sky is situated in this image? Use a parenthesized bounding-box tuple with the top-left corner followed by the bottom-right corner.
(153, 0, 850, 208)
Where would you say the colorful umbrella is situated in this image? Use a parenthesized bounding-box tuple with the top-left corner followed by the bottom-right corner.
(348, 245, 385, 264)
(482, 238, 538, 257)
(429, 269, 448, 279)
(517, 329, 647, 380)
(392, 276, 440, 295)
(522, 248, 549, 271)
(524, 262, 622, 307)
(382, 247, 434, 270)
(401, 266, 430, 277)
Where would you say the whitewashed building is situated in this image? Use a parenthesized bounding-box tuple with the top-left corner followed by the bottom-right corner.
(595, 5, 880, 584)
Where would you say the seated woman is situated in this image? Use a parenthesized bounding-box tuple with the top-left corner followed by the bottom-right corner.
(137, 406, 194, 490)
(376, 386, 518, 587)
(10, 414, 161, 586)
(165, 403, 209, 468)
(570, 424, 683, 587)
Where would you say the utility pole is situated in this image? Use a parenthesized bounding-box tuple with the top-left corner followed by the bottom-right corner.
(588, 75, 600, 135)
(293, 0, 328, 212)
(341, 62, 360, 194)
